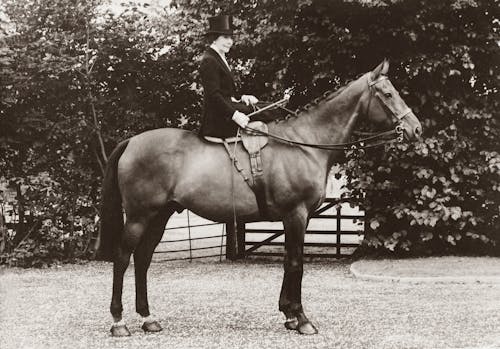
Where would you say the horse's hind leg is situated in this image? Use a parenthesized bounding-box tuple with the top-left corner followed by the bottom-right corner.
(134, 208, 173, 333)
(110, 216, 148, 337)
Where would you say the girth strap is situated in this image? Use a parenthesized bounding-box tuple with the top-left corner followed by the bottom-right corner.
(248, 151, 268, 219)
(222, 140, 270, 220)
(222, 141, 250, 184)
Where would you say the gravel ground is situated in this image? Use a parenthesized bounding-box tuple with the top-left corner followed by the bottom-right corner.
(352, 257, 500, 278)
(1, 259, 500, 349)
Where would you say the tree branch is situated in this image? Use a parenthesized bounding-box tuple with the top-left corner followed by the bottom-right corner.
(93, 146, 105, 176)
(84, 19, 108, 165)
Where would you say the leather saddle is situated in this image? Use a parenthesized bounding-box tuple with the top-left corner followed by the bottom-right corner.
(241, 121, 268, 178)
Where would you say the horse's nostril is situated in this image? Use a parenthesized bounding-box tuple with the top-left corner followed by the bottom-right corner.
(415, 126, 422, 136)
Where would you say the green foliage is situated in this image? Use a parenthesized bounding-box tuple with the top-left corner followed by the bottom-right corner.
(1, 0, 498, 265)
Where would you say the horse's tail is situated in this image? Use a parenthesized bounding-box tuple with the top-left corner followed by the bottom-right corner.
(94, 139, 130, 262)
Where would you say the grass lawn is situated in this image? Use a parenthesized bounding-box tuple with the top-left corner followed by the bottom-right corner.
(1, 258, 500, 349)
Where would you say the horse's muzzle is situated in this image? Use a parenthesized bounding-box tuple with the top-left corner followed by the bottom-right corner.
(402, 112, 423, 141)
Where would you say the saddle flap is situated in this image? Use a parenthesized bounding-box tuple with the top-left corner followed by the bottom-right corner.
(242, 121, 268, 153)
(204, 136, 240, 144)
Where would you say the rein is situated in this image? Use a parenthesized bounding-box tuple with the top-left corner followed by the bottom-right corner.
(244, 75, 408, 151)
(245, 126, 401, 151)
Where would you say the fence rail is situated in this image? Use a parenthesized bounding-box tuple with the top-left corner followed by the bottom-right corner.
(153, 212, 226, 262)
(240, 198, 364, 258)
(154, 197, 364, 261)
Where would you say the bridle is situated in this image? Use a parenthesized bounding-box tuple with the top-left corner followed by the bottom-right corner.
(245, 75, 412, 151)
(366, 75, 413, 132)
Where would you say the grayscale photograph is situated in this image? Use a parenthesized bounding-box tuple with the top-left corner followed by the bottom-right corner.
(1, 0, 499, 348)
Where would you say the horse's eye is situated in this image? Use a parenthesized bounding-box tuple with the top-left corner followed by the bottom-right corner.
(384, 92, 392, 98)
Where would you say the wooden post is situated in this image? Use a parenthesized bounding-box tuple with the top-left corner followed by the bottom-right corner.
(336, 205, 342, 257)
(226, 222, 246, 260)
(0, 213, 5, 254)
(225, 222, 237, 260)
(236, 223, 246, 259)
(12, 183, 25, 247)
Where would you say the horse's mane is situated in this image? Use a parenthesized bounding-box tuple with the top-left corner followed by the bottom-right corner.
(272, 74, 364, 124)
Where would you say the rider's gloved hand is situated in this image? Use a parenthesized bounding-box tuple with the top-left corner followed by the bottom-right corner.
(232, 111, 249, 128)
(241, 95, 259, 106)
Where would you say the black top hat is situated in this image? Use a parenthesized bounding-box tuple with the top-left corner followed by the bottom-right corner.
(206, 15, 234, 36)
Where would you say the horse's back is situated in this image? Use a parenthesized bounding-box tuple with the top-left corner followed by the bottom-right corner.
(132, 127, 200, 150)
(119, 128, 202, 165)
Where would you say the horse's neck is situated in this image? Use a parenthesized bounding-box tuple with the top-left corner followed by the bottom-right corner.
(270, 74, 367, 177)
(293, 74, 367, 146)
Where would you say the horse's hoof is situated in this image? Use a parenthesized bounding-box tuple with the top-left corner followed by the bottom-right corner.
(110, 324, 131, 337)
(297, 321, 318, 335)
(142, 320, 162, 333)
(284, 318, 299, 330)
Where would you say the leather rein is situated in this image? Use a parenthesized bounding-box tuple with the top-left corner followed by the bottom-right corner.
(244, 75, 412, 151)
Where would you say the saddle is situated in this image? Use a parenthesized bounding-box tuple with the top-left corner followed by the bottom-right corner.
(204, 121, 270, 219)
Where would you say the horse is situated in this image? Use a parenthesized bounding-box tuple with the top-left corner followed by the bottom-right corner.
(96, 60, 422, 336)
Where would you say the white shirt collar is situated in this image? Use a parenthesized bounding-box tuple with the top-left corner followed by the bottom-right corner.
(210, 44, 231, 71)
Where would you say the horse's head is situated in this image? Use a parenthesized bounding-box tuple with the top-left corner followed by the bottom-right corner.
(360, 60, 422, 141)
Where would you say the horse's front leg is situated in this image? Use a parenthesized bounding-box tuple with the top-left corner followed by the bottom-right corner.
(279, 207, 318, 335)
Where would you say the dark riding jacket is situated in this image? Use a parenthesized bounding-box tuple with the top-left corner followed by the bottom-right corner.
(198, 47, 251, 138)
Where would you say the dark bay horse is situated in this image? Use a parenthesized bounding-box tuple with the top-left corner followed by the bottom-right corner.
(96, 60, 422, 336)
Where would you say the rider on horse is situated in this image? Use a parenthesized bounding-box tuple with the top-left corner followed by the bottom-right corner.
(198, 15, 277, 139)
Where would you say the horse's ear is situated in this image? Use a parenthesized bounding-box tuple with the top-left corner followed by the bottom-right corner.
(381, 58, 390, 75)
(371, 59, 390, 80)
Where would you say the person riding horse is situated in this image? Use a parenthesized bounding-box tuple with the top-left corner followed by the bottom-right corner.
(199, 15, 274, 139)
(98, 57, 422, 336)
(96, 13, 423, 337)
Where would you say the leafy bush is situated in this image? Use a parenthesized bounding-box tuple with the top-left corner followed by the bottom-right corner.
(333, 1, 500, 255)
(0, 0, 197, 266)
(0, 172, 98, 267)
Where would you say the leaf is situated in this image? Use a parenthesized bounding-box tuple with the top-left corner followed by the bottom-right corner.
(370, 219, 380, 230)
(421, 232, 433, 242)
(446, 235, 456, 246)
(450, 207, 462, 221)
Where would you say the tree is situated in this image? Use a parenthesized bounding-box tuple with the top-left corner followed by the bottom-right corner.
(0, 0, 195, 265)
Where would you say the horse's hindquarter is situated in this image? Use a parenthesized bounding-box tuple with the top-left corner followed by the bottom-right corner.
(118, 128, 187, 215)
